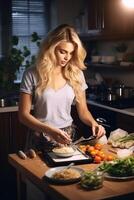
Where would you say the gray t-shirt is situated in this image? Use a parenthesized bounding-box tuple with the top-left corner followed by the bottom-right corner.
(20, 66, 88, 128)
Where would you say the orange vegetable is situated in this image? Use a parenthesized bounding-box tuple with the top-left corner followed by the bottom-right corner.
(106, 155, 115, 161)
(94, 143, 103, 150)
(94, 155, 102, 163)
(88, 146, 95, 152)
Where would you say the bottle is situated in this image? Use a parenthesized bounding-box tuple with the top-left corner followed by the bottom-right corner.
(0, 99, 5, 107)
(107, 87, 116, 101)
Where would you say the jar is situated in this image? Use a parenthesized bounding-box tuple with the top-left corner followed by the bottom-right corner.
(81, 170, 104, 190)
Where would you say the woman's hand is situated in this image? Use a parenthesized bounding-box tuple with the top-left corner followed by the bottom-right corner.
(47, 128, 72, 145)
(92, 122, 106, 138)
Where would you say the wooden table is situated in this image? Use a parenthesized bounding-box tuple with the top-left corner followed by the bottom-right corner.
(8, 150, 134, 200)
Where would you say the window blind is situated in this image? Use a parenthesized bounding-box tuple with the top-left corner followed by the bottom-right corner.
(12, 0, 50, 55)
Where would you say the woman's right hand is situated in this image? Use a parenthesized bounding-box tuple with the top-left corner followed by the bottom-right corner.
(46, 127, 72, 145)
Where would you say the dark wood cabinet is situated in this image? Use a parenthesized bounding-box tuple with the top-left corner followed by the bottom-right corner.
(71, 104, 134, 139)
(0, 111, 28, 199)
(0, 112, 10, 171)
(10, 112, 28, 152)
(87, 0, 104, 34)
(88, 104, 117, 135)
(116, 113, 134, 133)
(71, 104, 117, 138)
(0, 111, 28, 178)
(85, 0, 134, 40)
(88, 104, 134, 133)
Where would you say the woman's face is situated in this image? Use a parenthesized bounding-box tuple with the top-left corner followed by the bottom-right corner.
(55, 41, 75, 67)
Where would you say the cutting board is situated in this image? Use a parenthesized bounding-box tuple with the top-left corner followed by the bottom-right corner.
(45, 149, 93, 166)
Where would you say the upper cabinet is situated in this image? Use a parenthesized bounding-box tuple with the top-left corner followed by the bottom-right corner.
(83, 0, 134, 40)
(87, 0, 104, 34)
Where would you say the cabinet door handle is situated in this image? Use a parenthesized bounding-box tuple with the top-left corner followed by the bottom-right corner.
(96, 118, 111, 128)
(96, 117, 107, 123)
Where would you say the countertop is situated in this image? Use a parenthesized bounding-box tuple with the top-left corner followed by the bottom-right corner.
(87, 100, 134, 117)
(8, 145, 134, 200)
(0, 106, 18, 113)
(0, 102, 134, 116)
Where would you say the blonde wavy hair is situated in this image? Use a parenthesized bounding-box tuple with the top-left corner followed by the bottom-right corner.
(35, 24, 87, 101)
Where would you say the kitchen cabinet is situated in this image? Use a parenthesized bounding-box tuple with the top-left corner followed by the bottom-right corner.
(117, 113, 134, 133)
(84, 0, 134, 40)
(0, 112, 10, 174)
(71, 105, 91, 138)
(0, 111, 28, 180)
(10, 112, 28, 152)
(87, 104, 117, 135)
(89, 105, 134, 133)
(86, 0, 104, 34)
(71, 104, 134, 139)
(71, 104, 117, 138)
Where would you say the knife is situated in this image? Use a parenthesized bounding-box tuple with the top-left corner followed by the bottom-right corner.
(72, 135, 96, 145)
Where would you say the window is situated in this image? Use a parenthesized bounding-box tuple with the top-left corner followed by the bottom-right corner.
(12, 0, 50, 56)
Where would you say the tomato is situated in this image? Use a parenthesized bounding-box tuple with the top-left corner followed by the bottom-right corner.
(106, 155, 114, 161)
(94, 155, 102, 163)
(90, 150, 97, 157)
(97, 151, 106, 161)
(85, 145, 90, 151)
(94, 143, 103, 150)
(79, 145, 87, 152)
(88, 146, 95, 152)
(79, 145, 85, 149)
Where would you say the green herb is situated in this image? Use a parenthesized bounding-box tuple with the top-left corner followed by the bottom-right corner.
(99, 156, 134, 177)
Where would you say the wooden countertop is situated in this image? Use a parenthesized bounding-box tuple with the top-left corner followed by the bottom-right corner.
(1, 102, 134, 116)
(8, 148, 134, 200)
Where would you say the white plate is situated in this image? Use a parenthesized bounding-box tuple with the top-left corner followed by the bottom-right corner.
(45, 166, 84, 184)
(104, 173, 134, 180)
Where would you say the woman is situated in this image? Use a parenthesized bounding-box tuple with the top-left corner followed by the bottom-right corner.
(19, 24, 105, 151)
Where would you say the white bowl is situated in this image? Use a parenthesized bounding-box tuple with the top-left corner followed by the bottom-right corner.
(52, 146, 76, 157)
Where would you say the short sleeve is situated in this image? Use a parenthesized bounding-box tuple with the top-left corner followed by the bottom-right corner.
(80, 71, 88, 91)
(20, 67, 37, 95)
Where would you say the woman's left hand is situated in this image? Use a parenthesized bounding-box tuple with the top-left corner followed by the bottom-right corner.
(92, 123, 106, 138)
